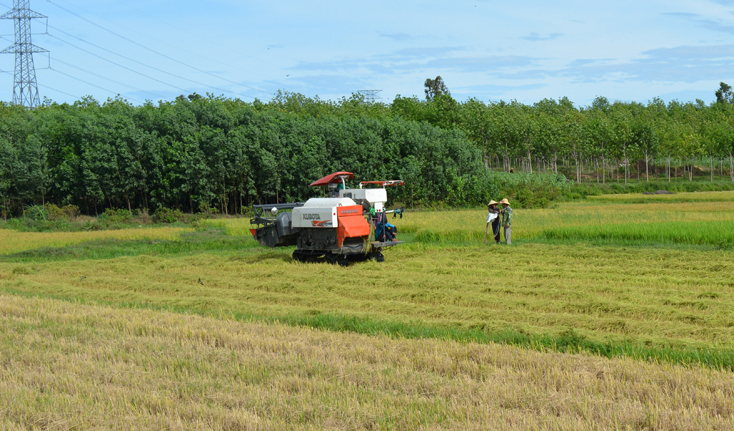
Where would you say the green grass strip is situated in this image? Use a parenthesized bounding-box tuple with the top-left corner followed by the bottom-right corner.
(0, 229, 259, 263)
(3, 288, 733, 372)
(543, 220, 734, 247)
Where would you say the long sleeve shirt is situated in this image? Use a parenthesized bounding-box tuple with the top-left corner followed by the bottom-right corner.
(501, 206, 513, 227)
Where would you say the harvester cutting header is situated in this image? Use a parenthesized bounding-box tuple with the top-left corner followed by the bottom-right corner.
(250, 172, 404, 266)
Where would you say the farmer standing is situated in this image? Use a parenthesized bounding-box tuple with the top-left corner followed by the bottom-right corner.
(500, 198, 513, 244)
(486, 200, 501, 244)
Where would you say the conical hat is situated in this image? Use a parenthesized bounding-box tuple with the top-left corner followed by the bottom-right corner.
(487, 200, 498, 206)
(500, 198, 510, 205)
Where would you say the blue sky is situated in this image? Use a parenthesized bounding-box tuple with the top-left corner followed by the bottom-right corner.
(1, 0, 733, 107)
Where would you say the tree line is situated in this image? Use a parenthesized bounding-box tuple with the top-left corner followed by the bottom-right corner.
(268, 80, 734, 185)
(0, 94, 491, 218)
(2, 85, 733, 218)
(391, 90, 734, 185)
(239, 85, 734, 186)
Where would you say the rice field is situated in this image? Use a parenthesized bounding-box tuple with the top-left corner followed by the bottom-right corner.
(2, 239, 734, 361)
(199, 218, 255, 236)
(398, 197, 734, 245)
(198, 199, 734, 246)
(545, 220, 734, 246)
(587, 190, 734, 203)
(2, 294, 732, 430)
(3, 191, 734, 428)
(0, 227, 189, 255)
(196, 191, 734, 246)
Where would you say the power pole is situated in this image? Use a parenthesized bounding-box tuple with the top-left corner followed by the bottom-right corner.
(358, 90, 381, 104)
(1, 0, 47, 108)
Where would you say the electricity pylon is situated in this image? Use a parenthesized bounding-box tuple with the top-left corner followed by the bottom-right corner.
(358, 90, 381, 103)
(1, 0, 47, 108)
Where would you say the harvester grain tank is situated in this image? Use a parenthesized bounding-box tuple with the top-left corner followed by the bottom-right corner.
(249, 172, 404, 266)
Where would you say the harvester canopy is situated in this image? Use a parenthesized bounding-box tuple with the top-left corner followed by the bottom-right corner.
(309, 172, 354, 187)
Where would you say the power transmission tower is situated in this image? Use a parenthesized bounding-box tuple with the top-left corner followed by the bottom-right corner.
(358, 89, 381, 103)
(1, 0, 47, 108)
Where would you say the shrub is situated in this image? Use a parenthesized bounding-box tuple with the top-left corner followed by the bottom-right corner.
(82, 220, 102, 231)
(62, 205, 81, 220)
(23, 205, 48, 221)
(584, 186, 603, 196)
(45, 204, 66, 221)
(134, 208, 152, 224)
(513, 188, 546, 209)
(477, 171, 568, 208)
(153, 207, 184, 223)
(198, 202, 221, 216)
(44, 204, 80, 221)
(99, 209, 133, 224)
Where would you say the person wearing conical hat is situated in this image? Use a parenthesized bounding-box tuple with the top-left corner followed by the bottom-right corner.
(500, 198, 513, 245)
(486, 200, 501, 244)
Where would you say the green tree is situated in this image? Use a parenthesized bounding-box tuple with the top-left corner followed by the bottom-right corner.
(715, 82, 734, 105)
(424, 76, 450, 101)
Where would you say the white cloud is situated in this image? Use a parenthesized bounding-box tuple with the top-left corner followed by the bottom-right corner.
(522, 32, 563, 42)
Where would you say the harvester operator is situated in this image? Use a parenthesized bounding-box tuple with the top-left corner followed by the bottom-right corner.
(500, 198, 513, 245)
(374, 210, 398, 242)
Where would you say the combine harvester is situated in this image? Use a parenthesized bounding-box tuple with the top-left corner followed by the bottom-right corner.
(250, 172, 404, 266)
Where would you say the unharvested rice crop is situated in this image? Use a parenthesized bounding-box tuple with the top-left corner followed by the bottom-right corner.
(1, 294, 732, 431)
(545, 219, 734, 246)
(0, 227, 189, 255)
(588, 190, 734, 203)
(199, 218, 254, 236)
(399, 200, 734, 244)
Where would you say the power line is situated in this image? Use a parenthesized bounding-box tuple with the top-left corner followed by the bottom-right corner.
(1, 1, 265, 102)
(49, 66, 144, 104)
(63, 0, 284, 87)
(46, 33, 193, 94)
(47, 27, 258, 100)
(1, 1, 273, 103)
(46, 0, 272, 97)
(50, 66, 113, 93)
(103, 0, 286, 79)
(52, 56, 167, 100)
(38, 82, 78, 99)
